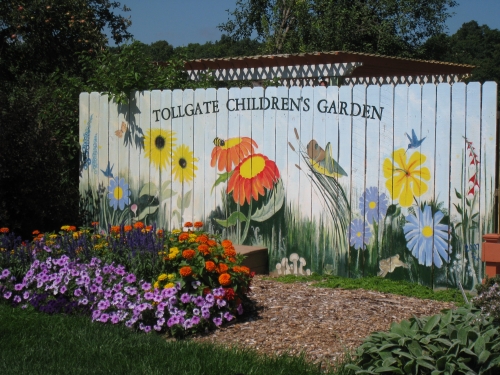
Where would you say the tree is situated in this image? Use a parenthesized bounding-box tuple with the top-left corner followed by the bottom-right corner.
(423, 21, 500, 84)
(219, 0, 457, 56)
(0, 1, 132, 237)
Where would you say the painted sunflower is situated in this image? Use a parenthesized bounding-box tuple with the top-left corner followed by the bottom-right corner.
(172, 144, 198, 184)
(211, 137, 258, 172)
(144, 128, 176, 171)
(226, 154, 280, 205)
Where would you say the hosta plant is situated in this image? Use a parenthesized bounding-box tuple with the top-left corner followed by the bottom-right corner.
(346, 307, 500, 374)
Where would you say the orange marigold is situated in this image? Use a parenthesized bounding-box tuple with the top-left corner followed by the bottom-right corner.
(0, 228, 9, 233)
(217, 263, 229, 274)
(179, 266, 192, 277)
(91, 221, 99, 226)
(157, 229, 164, 237)
(124, 225, 133, 232)
(221, 239, 233, 248)
(68, 226, 77, 232)
(194, 221, 203, 228)
(198, 244, 210, 255)
(240, 266, 250, 274)
(32, 230, 40, 236)
(207, 239, 217, 247)
(196, 234, 208, 243)
(182, 249, 196, 260)
(205, 261, 216, 272)
(145, 225, 153, 232)
(228, 257, 236, 263)
(232, 266, 241, 273)
(133, 221, 145, 229)
(219, 273, 231, 286)
(178, 232, 189, 241)
(184, 222, 193, 228)
(110, 226, 120, 234)
(224, 246, 237, 257)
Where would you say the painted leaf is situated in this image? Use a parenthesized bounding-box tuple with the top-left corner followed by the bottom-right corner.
(139, 182, 157, 197)
(172, 210, 181, 223)
(211, 171, 233, 194)
(215, 211, 247, 228)
(455, 189, 462, 199)
(161, 188, 176, 200)
(183, 190, 192, 208)
(252, 180, 285, 222)
(161, 181, 173, 197)
(136, 206, 158, 221)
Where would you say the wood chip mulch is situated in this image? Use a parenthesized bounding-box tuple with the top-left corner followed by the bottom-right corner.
(190, 276, 457, 371)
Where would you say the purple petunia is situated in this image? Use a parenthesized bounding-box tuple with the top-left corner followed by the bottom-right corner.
(180, 293, 191, 304)
(141, 282, 152, 291)
(124, 273, 136, 284)
(213, 317, 223, 327)
(100, 313, 110, 323)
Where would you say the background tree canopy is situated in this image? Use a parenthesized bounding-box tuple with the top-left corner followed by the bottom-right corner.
(218, 0, 458, 56)
(0, 0, 499, 238)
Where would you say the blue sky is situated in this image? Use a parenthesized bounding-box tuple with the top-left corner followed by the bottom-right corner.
(114, 0, 500, 47)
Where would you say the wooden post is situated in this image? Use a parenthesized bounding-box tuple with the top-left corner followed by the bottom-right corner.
(482, 233, 500, 282)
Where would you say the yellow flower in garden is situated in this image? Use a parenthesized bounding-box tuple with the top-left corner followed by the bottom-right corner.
(171, 144, 198, 184)
(164, 282, 174, 289)
(154, 281, 160, 289)
(144, 128, 176, 171)
(158, 274, 168, 281)
(167, 273, 175, 280)
(49, 234, 58, 239)
(172, 229, 181, 234)
(383, 148, 431, 207)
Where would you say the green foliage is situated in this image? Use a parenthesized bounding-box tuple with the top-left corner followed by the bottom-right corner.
(346, 306, 500, 374)
(273, 275, 469, 305)
(80, 40, 216, 104)
(219, 0, 457, 56)
(422, 20, 500, 100)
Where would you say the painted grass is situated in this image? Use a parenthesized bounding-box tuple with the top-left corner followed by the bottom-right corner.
(273, 274, 471, 306)
(0, 303, 342, 375)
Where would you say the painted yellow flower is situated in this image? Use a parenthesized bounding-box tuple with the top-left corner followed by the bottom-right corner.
(172, 144, 198, 184)
(383, 149, 431, 207)
(144, 128, 176, 171)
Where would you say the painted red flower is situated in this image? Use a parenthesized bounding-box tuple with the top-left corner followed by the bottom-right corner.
(226, 154, 280, 205)
(211, 137, 257, 172)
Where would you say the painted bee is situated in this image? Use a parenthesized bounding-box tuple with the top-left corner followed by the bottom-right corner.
(213, 137, 225, 147)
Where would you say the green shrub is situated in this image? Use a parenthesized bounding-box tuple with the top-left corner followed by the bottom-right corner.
(346, 306, 500, 374)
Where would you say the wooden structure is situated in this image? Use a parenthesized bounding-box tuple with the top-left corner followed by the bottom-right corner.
(183, 51, 474, 87)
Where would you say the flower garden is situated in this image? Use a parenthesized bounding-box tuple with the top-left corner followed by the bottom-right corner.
(0, 222, 254, 337)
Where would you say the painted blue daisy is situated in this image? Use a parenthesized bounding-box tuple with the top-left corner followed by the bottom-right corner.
(359, 187, 389, 223)
(108, 177, 130, 210)
(348, 218, 372, 250)
(403, 205, 451, 268)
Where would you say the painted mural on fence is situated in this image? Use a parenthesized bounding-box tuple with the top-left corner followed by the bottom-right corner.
(79, 82, 497, 290)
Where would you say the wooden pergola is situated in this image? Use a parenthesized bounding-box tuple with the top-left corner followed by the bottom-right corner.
(182, 51, 475, 87)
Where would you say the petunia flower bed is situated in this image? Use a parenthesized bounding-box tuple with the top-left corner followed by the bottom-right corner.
(0, 222, 254, 337)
